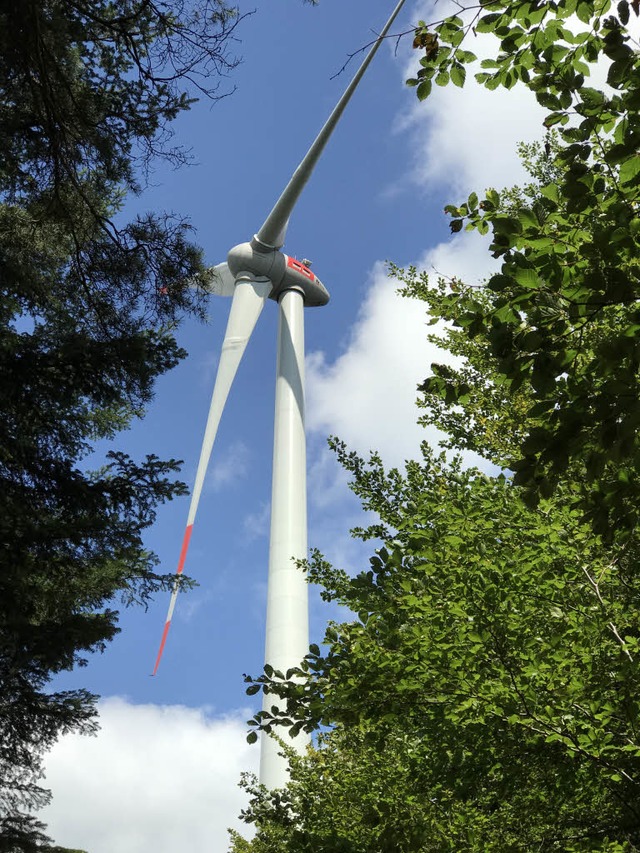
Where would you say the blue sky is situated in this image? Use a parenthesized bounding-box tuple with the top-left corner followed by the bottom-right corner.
(40, 1, 550, 849)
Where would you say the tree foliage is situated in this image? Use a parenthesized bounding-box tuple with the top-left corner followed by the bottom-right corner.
(234, 444, 640, 851)
(0, 0, 238, 848)
(405, 0, 640, 537)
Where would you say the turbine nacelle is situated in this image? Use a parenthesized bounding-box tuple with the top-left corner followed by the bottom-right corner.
(232, 239, 330, 307)
(203, 243, 329, 307)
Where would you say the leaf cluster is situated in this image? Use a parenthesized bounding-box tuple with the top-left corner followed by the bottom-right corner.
(403, 0, 640, 536)
(237, 448, 640, 851)
(402, 135, 640, 537)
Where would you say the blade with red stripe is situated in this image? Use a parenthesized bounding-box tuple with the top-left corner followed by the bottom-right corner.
(152, 278, 272, 674)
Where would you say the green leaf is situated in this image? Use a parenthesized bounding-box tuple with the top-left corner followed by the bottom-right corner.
(544, 111, 569, 128)
(607, 57, 634, 88)
(579, 87, 606, 108)
(536, 91, 562, 110)
(514, 268, 542, 289)
(619, 155, 640, 186)
(450, 63, 466, 87)
(540, 183, 560, 203)
(476, 12, 502, 32)
(417, 79, 432, 101)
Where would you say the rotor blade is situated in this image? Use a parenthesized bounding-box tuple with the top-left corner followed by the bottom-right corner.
(203, 263, 236, 297)
(255, 0, 409, 250)
(152, 277, 272, 675)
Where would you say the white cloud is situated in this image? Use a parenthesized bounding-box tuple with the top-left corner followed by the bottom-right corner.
(306, 231, 497, 470)
(398, 8, 547, 195)
(40, 698, 258, 853)
(307, 262, 440, 468)
(419, 227, 499, 285)
(242, 500, 270, 541)
(401, 62, 546, 196)
(208, 440, 251, 491)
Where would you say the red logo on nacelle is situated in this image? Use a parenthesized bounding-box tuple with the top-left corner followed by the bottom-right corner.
(287, 257, 315, 281)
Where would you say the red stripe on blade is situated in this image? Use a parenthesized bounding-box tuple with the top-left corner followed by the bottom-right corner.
(152, 620, 171, 676)
(177, 524, 194, 575)
(151, 524, 195, 675)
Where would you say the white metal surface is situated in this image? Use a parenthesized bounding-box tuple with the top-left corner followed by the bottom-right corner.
(259, 288, 310, 789)
(188, 277, 272, 526)
(152, 276, 271, 674)
(205, 262, 237, 297)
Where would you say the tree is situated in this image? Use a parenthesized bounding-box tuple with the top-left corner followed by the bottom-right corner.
(234, 441, 640, 851)
(229, 727, 451, 853)
(404, 0, 640, 539)
(0, 1, 239, 848)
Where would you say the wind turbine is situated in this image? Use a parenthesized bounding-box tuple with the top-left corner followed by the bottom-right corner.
(152, 0, 409, 790)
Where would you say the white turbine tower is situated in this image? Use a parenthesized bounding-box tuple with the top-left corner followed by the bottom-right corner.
(153, 0, 409, 789)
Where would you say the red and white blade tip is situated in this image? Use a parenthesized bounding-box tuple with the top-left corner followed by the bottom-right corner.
(151, 524, 193, 676)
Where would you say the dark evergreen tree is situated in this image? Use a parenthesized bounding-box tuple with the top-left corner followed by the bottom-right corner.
(0, 1, 239, 848)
